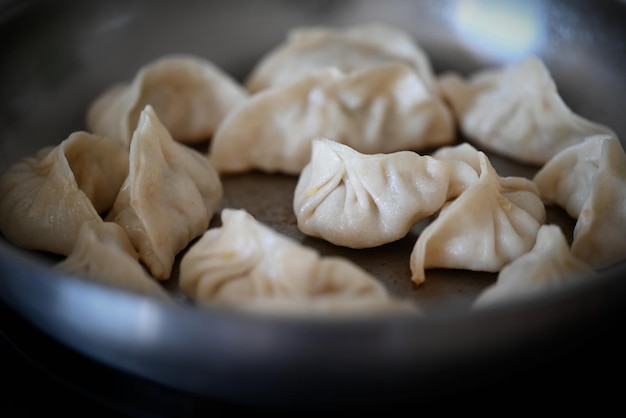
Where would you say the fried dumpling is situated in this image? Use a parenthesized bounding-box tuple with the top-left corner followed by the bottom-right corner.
(106, 105, 223, 280)
(244, 22, 438, 94)
(438, 56, 616, 165)
(210, 63, 455, 175)
(293, 138, 477, 248)
(86, 54, 248, 146)
(410, 144, 546, 285)
(55, 221, 173, 302)
(179, 209, 417, 316)
(533, 135, 626, 267)
(0, 131, 128, 255)
(472, 224, 598, 309)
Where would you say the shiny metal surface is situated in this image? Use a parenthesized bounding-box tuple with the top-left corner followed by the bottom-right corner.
(1, 0, 626, 406)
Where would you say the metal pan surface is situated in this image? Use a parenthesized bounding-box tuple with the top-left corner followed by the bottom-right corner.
(1, 0, 625, 408)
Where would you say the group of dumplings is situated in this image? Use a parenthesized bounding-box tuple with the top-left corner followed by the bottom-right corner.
(1, 22, 625, 316)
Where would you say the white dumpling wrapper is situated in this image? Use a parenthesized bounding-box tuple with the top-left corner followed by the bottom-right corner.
(533, 134, 615, 219)
(472, 224, 598, 309)
(0, 131, 128, 255)
(179, 209, 417, 316)
(245, 22, 438, 94)
(438, 56, 616, 165)
(210, 63, 455, 175)
(86, 54, 248, 146)
(106, 105, 223, 280)
(293, 138, 477, 248)
(432, 142, 485, 173)
(410, 145, 546, 285)
(55, 221, 173, 302)
(534, 135, 626, 267)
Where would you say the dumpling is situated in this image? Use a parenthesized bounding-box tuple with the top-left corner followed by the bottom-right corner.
(179, 208, 417, 316)
(410, 144, 546, 285)
(438, 56, 616, 165)
(210, 63, 455, 175)
(0, 131, 128, 255)
(58, 132, 129, 214)
(533, 134, 615, 219)
(244, 22, 438, 94)
(86, 54, 248, 146)
(106, 105, 223, 280)
(431, 142, 484, 172)
(55, 221, 173, 302)
(472, 224, 598, 309)
(533, 134, 626, 267)
(293, 138, 477, 248)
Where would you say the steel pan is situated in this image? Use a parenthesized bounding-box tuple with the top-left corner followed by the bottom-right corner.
(1, 0, 625, 409)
